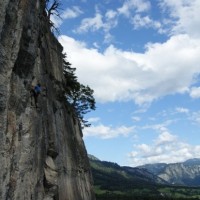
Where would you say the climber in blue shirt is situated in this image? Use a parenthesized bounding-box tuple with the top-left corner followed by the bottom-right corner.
(34, 84, 41, 94)
(30, 83, 41, 108)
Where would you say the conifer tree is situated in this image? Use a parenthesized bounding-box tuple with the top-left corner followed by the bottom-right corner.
(45, 0, 62, 32)
(63, 55, 96, 128)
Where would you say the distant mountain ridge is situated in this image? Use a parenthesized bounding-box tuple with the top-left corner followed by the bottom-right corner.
(89, 155, 200, 187)
(139, 158, 200, 186)
(88, 154, 100, 161)
(88, 156, 200, 199)
(89, 157, 168, 187)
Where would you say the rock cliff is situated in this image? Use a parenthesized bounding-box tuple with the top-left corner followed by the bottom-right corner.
(0, 0, 95, 199)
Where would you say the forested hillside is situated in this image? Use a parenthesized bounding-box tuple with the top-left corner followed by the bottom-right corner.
(89, 157, 200, 200)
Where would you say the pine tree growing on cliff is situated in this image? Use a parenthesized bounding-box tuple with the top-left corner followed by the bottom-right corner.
(45, 0, 62, 32)
(45, 0, 61, 19)
(63, 55, 96, 128)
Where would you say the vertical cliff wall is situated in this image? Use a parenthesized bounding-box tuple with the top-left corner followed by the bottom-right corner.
(0, 0, 95, 200)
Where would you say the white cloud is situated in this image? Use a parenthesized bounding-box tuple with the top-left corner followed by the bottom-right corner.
(128, 133, 200, 166)
(143, 120, 174, 134)
(159, 0, 200, 38)
(176, 107, 189, 114)
(117, 0, 200, 37)
(104, 11, 118, 32)
(105, 10, 118, 19)
(75, 13, 104, 33)
(127, 113, 200, 166)
(61, 6, 83, 19)
(87, 117, 101, 123)
(50, 6, 83, 28)
(93, 42, 100, 49)
(83, 124, 135, 139)
(131, 14, 161, 30)
(59, 0, 200, 104)
(103, 32, 113, 43)
(189, 111, 200, 125)
(190, 87, 200, 99)
(59, 34, 200, 104)
(137, 144, 151, 154)
(155, 131, 177, 145)
(118, 0, 151, 17)
(75, 9, 118, 43)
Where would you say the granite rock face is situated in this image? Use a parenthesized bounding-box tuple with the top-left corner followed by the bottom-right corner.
(0, 0, 95, 199)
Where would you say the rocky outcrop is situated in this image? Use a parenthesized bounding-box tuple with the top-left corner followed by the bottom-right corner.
(139, 159, 200, 186)
(0, 0, 95, 199)
(158, 161, 200, 186)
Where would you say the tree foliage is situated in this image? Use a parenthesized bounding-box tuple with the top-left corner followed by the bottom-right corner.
(63, 54, 96, 128)
(45, 2, 96, 127)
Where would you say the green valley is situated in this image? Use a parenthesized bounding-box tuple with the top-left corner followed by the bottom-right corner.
(89, 157, 200, 200)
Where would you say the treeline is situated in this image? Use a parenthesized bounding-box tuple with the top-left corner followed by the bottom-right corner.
(96, 193, 169, 200)
(90, 160, 200, 200)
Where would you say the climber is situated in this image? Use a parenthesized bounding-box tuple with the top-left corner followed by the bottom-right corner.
(30, 83, 41, 108)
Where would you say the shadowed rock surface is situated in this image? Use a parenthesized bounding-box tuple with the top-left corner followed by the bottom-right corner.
(0, 0, 95, 199)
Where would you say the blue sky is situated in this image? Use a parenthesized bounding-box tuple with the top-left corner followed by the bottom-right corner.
(51, 0, 200, 166)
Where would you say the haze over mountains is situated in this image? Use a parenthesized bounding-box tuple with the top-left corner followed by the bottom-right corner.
(139, 158, 200, 186)
(89, 155, 200, 187)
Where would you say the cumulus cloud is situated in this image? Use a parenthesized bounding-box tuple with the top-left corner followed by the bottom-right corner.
(143, 120, 174, 133)
(57, 0, 200, 166)
(105, 10, 118, 19)
(131, 14, 161, 30)
(155, 131, 177, 145)
(59, 34, 200, 104)
(61, 6, 83, 19)
(50, 6, 83, 28)
(190, 87, 200, 99)
(117, 0, 165, 33)
(159, 0, 200, 38)
(57, 0, 200, 105)
(74, 9, 118, 43)
(118, 0, 151, 17)
(73, 0, 152, 42)
(83, 124, 135, 139)
(189, 111, 200, 125)
(57, 0, 200, 43)
(128, 133, 200, 167)
(128, 116, 200, 166)
(75, 13, 104, 33)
